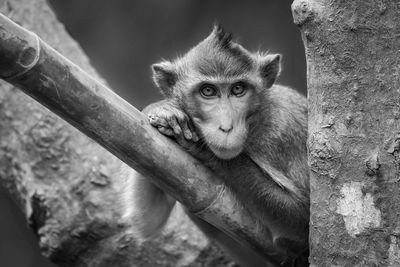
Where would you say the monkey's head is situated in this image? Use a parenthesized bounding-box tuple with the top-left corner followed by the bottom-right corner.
(152, 25, 281, 159)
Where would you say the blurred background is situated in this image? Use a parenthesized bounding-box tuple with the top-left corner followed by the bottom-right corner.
(0, 0, 306, 266)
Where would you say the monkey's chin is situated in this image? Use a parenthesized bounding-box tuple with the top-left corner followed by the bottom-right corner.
(209, 146, 243, 160)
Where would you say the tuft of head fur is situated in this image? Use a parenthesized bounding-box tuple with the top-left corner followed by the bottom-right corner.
(212, 24, 233, 50)
(187, 25, 254, 78)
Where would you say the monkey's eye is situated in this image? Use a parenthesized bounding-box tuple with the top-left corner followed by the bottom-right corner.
(231, 83, 247, 97)
(199, 84, 218, 98)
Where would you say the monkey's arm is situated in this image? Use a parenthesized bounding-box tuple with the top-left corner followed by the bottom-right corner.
(226, 154, 309, 241)
(116, 99, 205, 239)
(247, 154, 306, 202)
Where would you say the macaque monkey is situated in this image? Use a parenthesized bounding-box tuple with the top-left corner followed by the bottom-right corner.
(119, 26, 308, 266)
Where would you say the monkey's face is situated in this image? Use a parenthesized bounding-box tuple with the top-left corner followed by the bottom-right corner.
(151, 25, 281, 160)
(184, 80, 259, 160)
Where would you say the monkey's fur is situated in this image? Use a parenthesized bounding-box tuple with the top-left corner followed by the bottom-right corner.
(119, 26, 309, 266)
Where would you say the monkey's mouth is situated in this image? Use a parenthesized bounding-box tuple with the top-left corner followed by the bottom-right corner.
(209, 145, 243, 160)
(197, 123, 247, 160)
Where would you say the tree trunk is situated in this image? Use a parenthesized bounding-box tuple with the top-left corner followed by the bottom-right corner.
(0, 0, 233, 266)
(292, 0, 400, 266)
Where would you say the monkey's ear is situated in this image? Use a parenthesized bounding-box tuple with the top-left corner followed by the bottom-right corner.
(152, 61, 177, 97)
(260, 54, 281, 88)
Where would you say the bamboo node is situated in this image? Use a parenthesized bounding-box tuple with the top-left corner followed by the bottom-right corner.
(8, 32, 40, 80)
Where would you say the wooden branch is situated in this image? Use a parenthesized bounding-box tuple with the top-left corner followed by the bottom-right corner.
(0, 12, 287, 265)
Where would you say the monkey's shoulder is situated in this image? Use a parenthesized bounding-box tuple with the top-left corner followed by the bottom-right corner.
(267, 84, 307, 112)
(259, 84, 307, 131)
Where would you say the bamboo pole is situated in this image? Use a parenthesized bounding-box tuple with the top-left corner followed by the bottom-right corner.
(0, 12, 292, 265)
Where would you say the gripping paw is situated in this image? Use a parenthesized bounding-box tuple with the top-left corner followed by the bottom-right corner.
(144, 101, 199, 142)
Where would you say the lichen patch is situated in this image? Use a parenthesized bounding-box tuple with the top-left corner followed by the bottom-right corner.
(389, 236, 400, 266)
(337, 181, 381, 237)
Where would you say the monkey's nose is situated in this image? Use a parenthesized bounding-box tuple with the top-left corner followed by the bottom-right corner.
(219, 125, 233, 133)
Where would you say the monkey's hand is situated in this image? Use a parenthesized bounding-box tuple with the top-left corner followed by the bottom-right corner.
(143, 99, 199, 142)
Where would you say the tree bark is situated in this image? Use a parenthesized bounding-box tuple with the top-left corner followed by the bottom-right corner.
(292, 0, 400, 266)
(0, 0, 234, 266)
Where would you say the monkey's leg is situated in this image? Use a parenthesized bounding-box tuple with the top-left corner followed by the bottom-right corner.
(117, 166, 176, 239)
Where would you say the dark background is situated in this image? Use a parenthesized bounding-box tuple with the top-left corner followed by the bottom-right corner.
(0, 0, 306, 266)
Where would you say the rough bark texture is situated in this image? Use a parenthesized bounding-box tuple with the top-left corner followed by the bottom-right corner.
(0, 0, 235, 266)
(292, 0, 400, 266)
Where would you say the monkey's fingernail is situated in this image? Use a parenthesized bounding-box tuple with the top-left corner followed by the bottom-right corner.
(193, 134, 199, 142)
(173, 127, 181, 135)
(184, 130, 192, 140)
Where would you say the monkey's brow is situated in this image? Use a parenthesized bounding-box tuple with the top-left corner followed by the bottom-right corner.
(194, 75, 252, 85)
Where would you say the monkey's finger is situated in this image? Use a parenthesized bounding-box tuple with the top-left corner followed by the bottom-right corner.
(175, 133, 191, 148)
(148, 115, 169, 127)
(179, 119, 193, 140)
(157, 126, 174, 136)
(166, 117, 182, 135)
(187, 120, 199, 142)
(176, 115, 198, 142)
(191, 132, 199, 142)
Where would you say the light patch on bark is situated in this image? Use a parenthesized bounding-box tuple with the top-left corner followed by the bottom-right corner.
(389, 236, 400, 266)
(337, 182, 381, 237)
